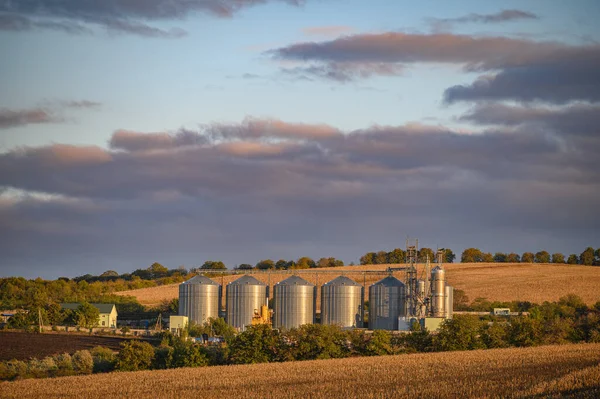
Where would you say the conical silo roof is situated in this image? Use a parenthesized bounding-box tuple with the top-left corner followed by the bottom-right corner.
(370, 276, 405, 287)
(181, 275, 219, 285)
(323, 275, 361, 286)
(276, 275, 314, 286)
(432, 266, 444, 273)
(229, 275, 266, 285)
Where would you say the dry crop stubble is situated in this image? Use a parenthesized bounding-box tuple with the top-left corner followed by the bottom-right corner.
(2, 343, 599, 398)
(116, 262, 600, 308)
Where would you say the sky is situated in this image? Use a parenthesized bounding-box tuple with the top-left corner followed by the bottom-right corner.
(0, 0, 599, 279)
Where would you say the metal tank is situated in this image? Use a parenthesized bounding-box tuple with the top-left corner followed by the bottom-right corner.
(226, 275, 267, 330)
(431, 266, 446, 317)
(369, 276, 406, 330)
(273, 275, 316, 329)
(178, 275, 221, 325)
(321, 276, 364, 328)
(445, 285, 454, 319)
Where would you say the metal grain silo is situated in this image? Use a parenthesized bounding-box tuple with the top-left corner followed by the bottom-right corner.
(273, 275, 316, 329)
(178, 275, 221, 325)
(226, 275, 267, 330)
(445, 285, 454, 319)
(369, 276, 406, 330)
(321, 276, 364, 328)
(431, 266, 446, 317)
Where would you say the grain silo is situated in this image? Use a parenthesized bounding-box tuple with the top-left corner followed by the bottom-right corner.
(445, 285, 454, 319)
(431, 266, 446, 317)
(178, 275, 221, 325)
(369, 276, 406, 330)
(226, 275, 267, 330)
(273, 275, 316, 329)
(321, 276, 364, 328)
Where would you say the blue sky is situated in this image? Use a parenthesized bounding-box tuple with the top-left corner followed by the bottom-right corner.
(0, 0, 599, 278)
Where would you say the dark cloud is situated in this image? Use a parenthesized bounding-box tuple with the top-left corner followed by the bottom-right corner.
(0, 101, 101, 129)
(270, 32, 600, 102)
(0, 107, 57, 129)
(429, 9, 538, 31)
(2, 106, 599, 277)
(444, 63, 600, 104)
(0, 0, 306, 37)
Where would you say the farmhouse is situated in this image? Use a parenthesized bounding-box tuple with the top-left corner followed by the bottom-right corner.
(61, 303, 118, 328)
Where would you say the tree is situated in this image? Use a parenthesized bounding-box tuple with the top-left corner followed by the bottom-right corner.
(76, 302, 100, 330)
(228, 324, 281, 364)
(255, 259, 275, 270)
(534, 251, 551, 263)
(148, 263, 169, 278)
(375, 251, 388, 264)
(461, 248, 483, 263)
(365, 330, 393, 356)
(441, 248, 456, 263)
(506, 253, 521, 263)
(317, 257, 331, 268)
(433, 316, 485, 351)
(296, 257, 315, 269)
(275, 260, 288, 270)
(521, 252, 534, 263)
(418, 248, 435, 263)
(567, 254, 579, 264)
(387, 248, 406, 264)
(200, 261, 226, 270)
(115, 341, 155, 371)
(482, 252, 494, 262)
(580, 247, 595, 266)
(551, 253, 565, 264)
(493, 253, 507, 263)
(72, 350, 93, 374)
(285, 260, 296, 269)
(235, 263, 254, 270)
(359, 252, 376, 265)
(100, 270, 119, 278)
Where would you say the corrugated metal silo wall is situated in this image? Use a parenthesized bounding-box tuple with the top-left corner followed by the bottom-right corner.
(226, 283, 267, 329)
(321, 284, 364, 328)
(369, 284, 406, 330)
(178, 283, 221, 325)
(273, 284, 316, 329)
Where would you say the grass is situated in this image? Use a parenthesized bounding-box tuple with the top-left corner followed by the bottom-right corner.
(2, 343, 599, 398)
(116, 262, 600, 308)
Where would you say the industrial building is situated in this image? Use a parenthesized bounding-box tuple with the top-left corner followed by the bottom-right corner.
(177, 244, 453, 332)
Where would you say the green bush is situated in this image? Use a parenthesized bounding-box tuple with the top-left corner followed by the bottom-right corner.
(91, 346, 116, 373)
(2, 360, 28, 380)
(53, 353, 75, 377)
(72, 350, 93, 374)
(153, 345, 174, 369)
(172, 341, 208, 368)
(115, 340, 155, 371)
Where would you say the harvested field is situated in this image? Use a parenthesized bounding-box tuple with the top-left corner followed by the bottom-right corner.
(0, 331, 147, 361)
(2, 343, 600, 398)
(116, 262, 600, 308)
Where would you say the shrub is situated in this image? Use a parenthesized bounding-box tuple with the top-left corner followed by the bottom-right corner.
(72, 350, 93, 374)
(365, 330, 393, 356)
(91, 346, 116, 373)
(172, 341, 208, 368)
(54, 353, 75, 376)
(3, 360, 28, 380)
(153, 345, 174, 369)
(115, 340, 155, 371)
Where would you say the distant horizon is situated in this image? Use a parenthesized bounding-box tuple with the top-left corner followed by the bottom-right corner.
(1, 0, 598, 279)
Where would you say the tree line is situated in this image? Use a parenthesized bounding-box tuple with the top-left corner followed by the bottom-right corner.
(460, 247, 600, 265)
(359, 248, 456, 265)
(2, 294, 599, 381)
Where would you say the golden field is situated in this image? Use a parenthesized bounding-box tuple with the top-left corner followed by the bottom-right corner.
(2, 343, 599, 398)
(116, 262, 600, 308)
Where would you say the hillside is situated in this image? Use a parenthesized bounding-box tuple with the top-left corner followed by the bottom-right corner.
(2, 343, 599, 398)
(115, 262, 600, 308)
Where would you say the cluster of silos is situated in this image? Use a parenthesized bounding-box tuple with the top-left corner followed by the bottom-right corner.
(321, 276, 364, 328)
(431, 266, 453, 319)
(369, 276, 406, 330)
(273, 275, 316, 329)
(226, 275, 268, 329)
(178, 275, 221, 325)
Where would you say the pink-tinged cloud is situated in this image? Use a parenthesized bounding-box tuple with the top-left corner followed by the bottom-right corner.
(302, 26, 354, 37)
(0, 108, 57, 129)
(217, 141, 293, 157)
(33, 144, 113, 166)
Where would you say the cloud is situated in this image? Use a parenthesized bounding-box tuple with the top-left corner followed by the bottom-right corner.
(302, 25, 354, 37)
(0, 108, 57, 129)
(270, 32, 600, 102)
(0, 101, 102, 129)
(429, 9, 538, 31)
(1, 114, 598, 277)
(0, 0, 307, 38)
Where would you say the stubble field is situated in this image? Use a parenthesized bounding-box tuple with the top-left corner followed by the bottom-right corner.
(2, 343, 599, 398)
(116, 262, 600, 308)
